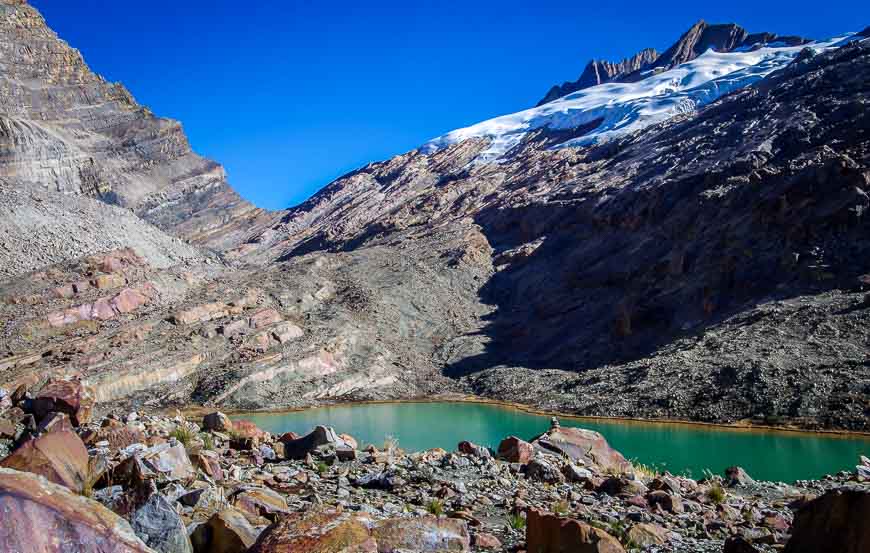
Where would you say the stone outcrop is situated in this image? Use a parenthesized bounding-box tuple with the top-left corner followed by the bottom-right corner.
(537, 48, 657, 105)
(249, 508, 376, 553)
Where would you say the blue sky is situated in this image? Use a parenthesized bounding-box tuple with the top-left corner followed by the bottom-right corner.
(31, 1, 865, 210)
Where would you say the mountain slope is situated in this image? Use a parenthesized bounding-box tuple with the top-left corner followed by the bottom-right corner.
(0, 0, 274, 254)
(238, 34, 870, 429)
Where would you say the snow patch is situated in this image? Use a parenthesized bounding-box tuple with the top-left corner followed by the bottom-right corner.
(423, 35, 852, 162)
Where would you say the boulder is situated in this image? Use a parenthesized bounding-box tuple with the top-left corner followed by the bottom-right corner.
(496, 436, 535, 464)
(526, 457, 565, 483)
(112, 287, 150, 314)
(0, 467, 153, 552)
(130, 493, 193, 553)
(598, 477, 647, 497)
(282, 426, 348, 460)
(190, 508, 261, 553)
(192, 450, 224, 481)
(271, 321, 303, 343)
(0, 429, 89, 493)
(724, 466, 755, 487)
(142, 443, 195, 481)
(784, 488, 870, 553)
(531, 427, 631, 474)
(248, 508, 376, 553)
(92, 273, 126, 290)
(458, 440, 491, 459)
(232, 487, 289, 521)
(372, 516, 470, 552)
(626, 523, 668, 547)
(202, 412, 233, 432)
(32, 379, 95, 426)
(647, 490, 684, 514)
(473, 532, 502, 550)
(231, 419, 266, 440)
(526, 508, 625, 553)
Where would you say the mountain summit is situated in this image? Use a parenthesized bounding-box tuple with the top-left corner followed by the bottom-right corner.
(537, 20, 810, 106)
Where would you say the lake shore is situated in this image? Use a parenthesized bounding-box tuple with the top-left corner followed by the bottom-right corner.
(181, 394, 870, 440)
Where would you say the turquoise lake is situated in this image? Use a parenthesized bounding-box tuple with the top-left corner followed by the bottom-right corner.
(233, 401, 869, 483)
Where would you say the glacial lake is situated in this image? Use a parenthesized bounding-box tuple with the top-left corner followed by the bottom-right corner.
(233, 401, 869, 483)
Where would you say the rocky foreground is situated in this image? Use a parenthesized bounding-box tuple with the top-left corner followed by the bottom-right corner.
(1, 379, 868, 553)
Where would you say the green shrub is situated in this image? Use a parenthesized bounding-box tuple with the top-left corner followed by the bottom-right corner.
(707, 483, 726, 505)
(426, 498, 444, 516)
(508, 513, 526, 530)
(170, 426, 195, 448)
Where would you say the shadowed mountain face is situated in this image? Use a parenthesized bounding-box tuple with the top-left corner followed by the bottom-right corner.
(537, 20, 810, 106)
(0, 2, 867, 430)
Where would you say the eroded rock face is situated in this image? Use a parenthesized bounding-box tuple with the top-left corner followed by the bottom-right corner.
(0, 467, 153, 552)
(190, 508, 261, 553)
(784, 488, 870, 553)
(496, 436, 535, 464)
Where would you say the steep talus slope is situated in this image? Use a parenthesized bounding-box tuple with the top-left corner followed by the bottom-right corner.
(239, 39, 870, 429)
(0, 0, 275, 254)
(537, 20, 809, 106)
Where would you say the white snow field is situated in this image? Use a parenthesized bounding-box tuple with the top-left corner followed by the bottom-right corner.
(423, 35, 853, 162)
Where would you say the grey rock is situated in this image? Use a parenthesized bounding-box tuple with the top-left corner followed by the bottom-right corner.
(130, 493, 193, 553)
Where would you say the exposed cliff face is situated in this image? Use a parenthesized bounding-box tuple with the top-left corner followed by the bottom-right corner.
(537, 48, 658, 106)
(537, 20, 810, 105)
(0, 0, 274, 252)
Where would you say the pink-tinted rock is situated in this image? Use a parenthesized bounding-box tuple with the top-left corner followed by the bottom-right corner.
(90, 297, 116, 320)
(111, 287, 149, 314)
(526, 509, 625, 553)
(52, 284, 75, 299)
(232, 420, 266, 440)
(532, 426, 631, 473)
(193, 450, 224, 481)
(248, 307, 283, 329)
(249, 508, 376, 553)
(0, 429, 89, 493)
(232, 487, 289, 521)
(373, 516, 470, 552)
(32, 379, 95, 426)
(0, 467, 152, 552)
(91, 273, 126, 290)
(497, 436, 535, 464)
(473, 532, 502, 549)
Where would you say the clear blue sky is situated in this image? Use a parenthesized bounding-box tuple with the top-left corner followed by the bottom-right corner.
(31, 1, 865, 210)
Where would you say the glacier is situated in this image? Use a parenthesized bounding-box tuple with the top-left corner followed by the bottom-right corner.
(422, 35, 853, 162)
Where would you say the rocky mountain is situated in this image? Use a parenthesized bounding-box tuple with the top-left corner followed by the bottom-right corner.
(0, 1, 868, 433)
(537, 20, 810, 106)
(0, 0, 275, 262)
(537, 48, 658, 106)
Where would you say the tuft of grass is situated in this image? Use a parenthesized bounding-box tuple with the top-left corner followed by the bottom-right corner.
(316, 461, 329, 475)
(200, 433, 214, 451)
(170, 426, 195, 448)
(507, 513, 526, 531)
(552, 499, 570, 516)
(630, 460, 661, 480)
(426, 498, 444, 516)
(707, 483, 726, 505)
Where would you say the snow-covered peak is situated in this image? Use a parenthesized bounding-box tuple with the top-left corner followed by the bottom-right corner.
(423, 35, 853, 162)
